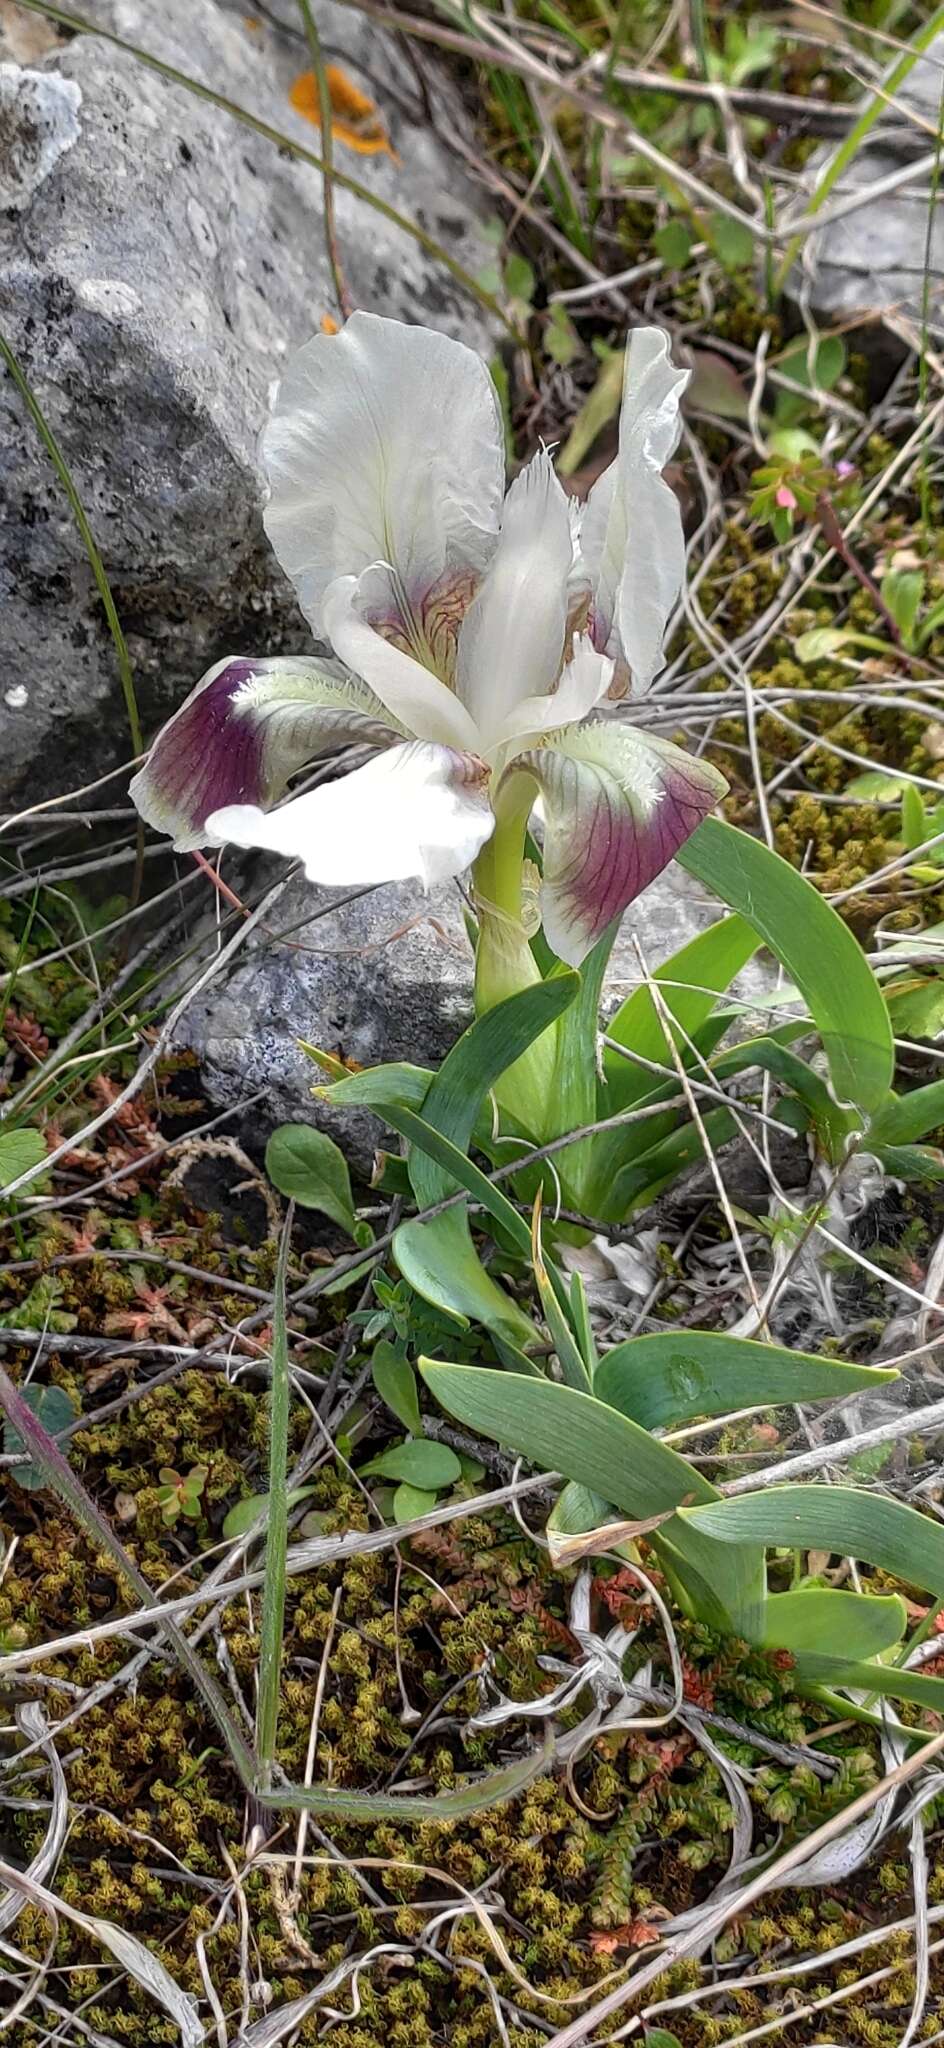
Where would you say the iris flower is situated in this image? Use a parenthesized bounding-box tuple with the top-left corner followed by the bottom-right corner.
(131, 313, 725, 968)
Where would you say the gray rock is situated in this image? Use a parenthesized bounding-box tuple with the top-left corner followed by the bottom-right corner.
(0, 0, 502, 805)
(791, 34, 944, 359)
(176, 861, 773, 1172)
(0, 63, 80, 210)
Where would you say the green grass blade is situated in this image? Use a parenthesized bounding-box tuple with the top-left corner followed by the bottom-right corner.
(393, 979, 579, 1347)
(606, 1106, 737, 1220)
(679, 817, 894, 1116)
(256, 1209, 293, 1781)
(792, 1656, 944, 1713)
(548, 924, 618, 1208)
(257, 1727, 555, 1818)
(870, 1079, 944, 1146)
(410, 976, 580, 1205)
(420, 1362, 716, 1510)
(775, 6, 944, 294)
(569, 1271, 598, 1380)
(530, 1196, 592, 1393)
(358, 1102, 531, 1255)
(710, 1034, 856, 1161)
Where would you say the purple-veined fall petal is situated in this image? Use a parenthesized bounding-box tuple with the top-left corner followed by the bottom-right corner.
(497, 720, 727, 966)
(207, 740, 494, 889)
(129, 655, 406, 852)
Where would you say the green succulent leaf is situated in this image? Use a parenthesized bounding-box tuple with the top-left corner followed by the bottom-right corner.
(595, 1332, 896, 1433)
(761, 1587, 907, 1660)
(681, 1484, 944, 1598)
(221, 1486, 316, 1541)
(392, 1482, 439, 1523)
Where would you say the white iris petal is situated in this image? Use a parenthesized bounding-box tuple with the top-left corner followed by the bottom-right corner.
(207, 741, 494, 889)
(323, 576, 481, 751)
(262, 311, 506, 636)
(580, 327, 689, 693)
(456, 451, 573, 746)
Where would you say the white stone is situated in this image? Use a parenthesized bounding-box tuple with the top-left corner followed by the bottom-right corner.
(0, 62, 81, 212)
(76, 277, 143, 320)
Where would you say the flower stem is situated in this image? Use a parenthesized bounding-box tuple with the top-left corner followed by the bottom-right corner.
(472, 808, 557, 1136)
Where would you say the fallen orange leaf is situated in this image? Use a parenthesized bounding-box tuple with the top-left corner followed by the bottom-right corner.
(320, 313, 340, 335)
(289, 64, 397, 159)
(588, 1922, 661, 1954)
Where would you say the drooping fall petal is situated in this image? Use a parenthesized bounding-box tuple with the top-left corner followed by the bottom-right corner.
(129, 656, 406, 852)
(497, 721, 727, 966)
(456, 450, 573, 743)
(579, 327, 689, 693)
(323, 576, 481, 750)
(262, 311, 505, 651)
(207, 741, 494, 888)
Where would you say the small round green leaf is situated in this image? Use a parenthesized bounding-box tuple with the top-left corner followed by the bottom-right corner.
(222, 1485, 315, 1540)
(504, 252, 535, 303)
(795, 627, 856, 664)
(654, 220, 692, 270)
(371, 1343, 422, 1436)
(265, 1124, 357, 1236)
(362, 1439, 462, 1489)
(709, 212, 755, 270)
(0, 1127, 47, 1195)
(392, 1482, 438, 1524)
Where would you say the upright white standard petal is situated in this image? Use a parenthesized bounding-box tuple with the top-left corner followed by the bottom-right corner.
(207, 742, 495, 889)
(323, 577, 481, 751)
(488, 637, 614, 755)
(262, 311, 506, 639)
(456, 451, 573, 745)
(580, 327, 689, 694)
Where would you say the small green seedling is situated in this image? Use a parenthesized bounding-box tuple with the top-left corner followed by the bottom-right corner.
(156, 1465, 208, 1527)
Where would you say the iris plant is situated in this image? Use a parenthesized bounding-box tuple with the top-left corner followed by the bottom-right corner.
(132, 314, 725, 1058)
